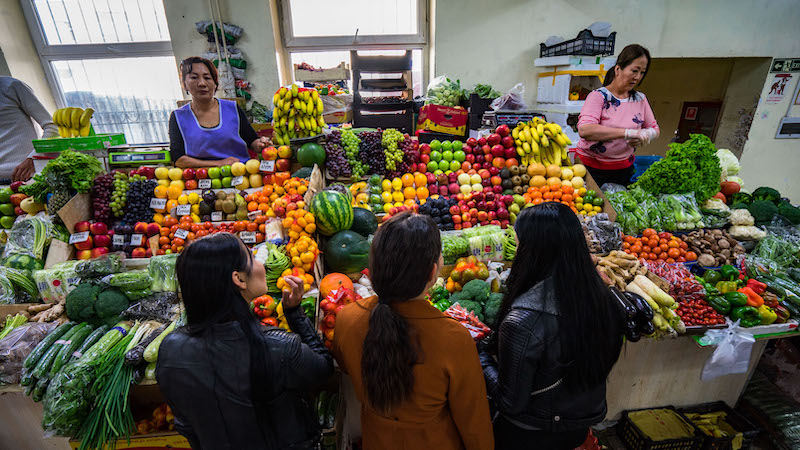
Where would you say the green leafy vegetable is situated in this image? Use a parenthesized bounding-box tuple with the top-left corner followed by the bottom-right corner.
(21, 149, 103, 203)
(471, 83, 501, 99)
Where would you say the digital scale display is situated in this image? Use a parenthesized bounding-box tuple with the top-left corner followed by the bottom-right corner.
(109, 151, 170, 165)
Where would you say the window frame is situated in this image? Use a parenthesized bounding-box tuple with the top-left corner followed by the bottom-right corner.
(20, 0, 175, 110)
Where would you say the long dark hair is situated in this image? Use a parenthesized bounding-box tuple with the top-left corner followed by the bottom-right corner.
(603, 44, 651, 98)
(177, 233, 272, 422)
(496, 203, 623, 390)
(362, 212, 441, 414)
(180, 56, 219, 91)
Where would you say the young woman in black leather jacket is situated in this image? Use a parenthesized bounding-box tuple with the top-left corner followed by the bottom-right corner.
(156, 233, 333, 449)
(479, 202, 625, 449)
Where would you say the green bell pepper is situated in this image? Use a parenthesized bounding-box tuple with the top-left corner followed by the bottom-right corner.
(301, 297, 316, 320)
(720, 265, 740, 281)
(716, 281, 739, 294)
(730, 306, 761, 327)
(708, 296, 731, 315)
(434, 300, 452, 312)
(758, 305, 777, 325)
(724, 291, 749, 307)
(703, 270, 722, 285)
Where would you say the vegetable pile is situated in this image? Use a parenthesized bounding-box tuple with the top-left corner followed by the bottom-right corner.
(683, 229, 745, 267)
(21, 149, 104, 204)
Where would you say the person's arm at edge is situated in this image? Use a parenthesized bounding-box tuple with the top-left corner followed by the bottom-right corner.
(449, 328, 495, 450)
(13, 80, 59, 142)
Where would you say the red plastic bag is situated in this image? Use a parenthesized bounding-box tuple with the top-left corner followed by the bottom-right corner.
(444, 303, 492, 341)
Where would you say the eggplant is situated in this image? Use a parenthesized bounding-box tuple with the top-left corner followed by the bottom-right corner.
(636, 320, 655, 336)
(625, 319, 641, 342)
(624, 291, 654, 322)
(610, 287, 637, 320)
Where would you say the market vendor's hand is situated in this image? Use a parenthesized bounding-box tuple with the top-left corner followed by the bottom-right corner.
(281, 276, 305, 309)
(628, 137, 644, 148)
(250, 137, 270, 153)
(216, 156, 240, 167)
(12, 158, 34, 182)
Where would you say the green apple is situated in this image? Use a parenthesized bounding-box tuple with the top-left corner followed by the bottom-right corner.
(441, 141, 452, 152)
(426, 161, 438, 172)
(430, 151, 442, 162)
(429, 139, 441, 151)
(0, 189, 12, 203)
(453, 151, 466, 163)
(220, 165, 232, 177)
(0, 215, 14, 229)
(442, 150, 453, 161)
(208, 167, 221, 179)
(211, 178, 222, 189)
(433, 169, 444, 176)
(0, 203, 14, 216)
(451, 140, 463, 150)
(449, 161, 461, 171)
(222, 176, 233, 188)
(438, 160, 450, 171)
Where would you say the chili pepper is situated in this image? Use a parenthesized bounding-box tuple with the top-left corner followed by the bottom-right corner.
(724, 291, 748, 307)
(708, 296, 731, 315)
(758, 305, 777, 325)
(730, 306, 762, 327)
(738, 286, 764, 307)
(774, 305, 791, 323)
(720, 265, 740, 281)
(716, 281, 738, 294)
(746, 279, 767, 295)
(703, 270, 722, 285)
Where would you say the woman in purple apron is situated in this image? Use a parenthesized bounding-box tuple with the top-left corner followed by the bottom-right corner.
(169, 57, 269, 168)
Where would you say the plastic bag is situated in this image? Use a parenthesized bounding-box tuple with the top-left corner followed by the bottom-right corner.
(2, 214, 54, 261)
(584, 213, 622, 254)
(424, 76, 465, 107)
(33, 260, 80, 304)
(321, 94, 353, 115)
(490, 83, 527, 111)
(148, 254, 179, 293)
(699, 320, 756, 381)
(601, 183, 627, 195)
(441, 230, 470, 265)
(444, 303, 492, 341)
(74, 252, 125, 279)
(463, 226, 504, 262)
(0, 322, 57, 385)
(122, 292, 180, 322)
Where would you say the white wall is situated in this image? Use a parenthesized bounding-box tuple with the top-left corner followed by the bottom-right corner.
(0, 0, 56, 111)
(162, 0, 280, 106)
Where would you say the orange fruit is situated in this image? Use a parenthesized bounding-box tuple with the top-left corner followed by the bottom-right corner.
(403, 186, 416, 199)
(154, 186, 168, 199)
(401, 173, 414, 187)
(414, 173, 427, 188)
(167, 185, 182, 200)
(416, 187, 429, 199)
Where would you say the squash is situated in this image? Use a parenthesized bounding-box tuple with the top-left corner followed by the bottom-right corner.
(350, 207, 378, 237)
(326, 231, 370, 274)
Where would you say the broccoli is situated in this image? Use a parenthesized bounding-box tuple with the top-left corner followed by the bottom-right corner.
(483, 293, 504, 327)
(748, 200, 779, 225)
(456, 300, 484, 322)
(730, 202, 749, 210)
(95, 287, 130, 326)
(729, 192, 753, 205)
(777, 201, 800, 225)
(65, 283, 101, 322)
(461, 280, 490, 303)
(752, 187, 781, 204)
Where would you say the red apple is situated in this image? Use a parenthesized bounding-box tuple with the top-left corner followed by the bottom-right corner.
(449, 205, 460, 216)
(145, 248, 153, 258)
(426, 173, 437, 185)
(488, 211, 498, 221)
(448, 172, 458, 183)
(9, 181, 23, 193)
(420, 154, 430, 164)
(497, 208, 510, 220)
(91, 247, 110, 258)
(500, 220, 510, 229)
(74, 235, 93, 251)
(481, 144, 492, 155)
(459, 204, 469, 214)
(491, 145, 505, 157)
(182, 168, 196, 180)
(504, 147, 517, 159)
(467, 200, 477, 209)
(195, 168, 209, 179)
(462, 143, 472, 153)
(145, 223, 160, 237)
(10, 193, 27, 207)
(428, 184, 438, 195)
(478, 169, 491, 179)
(93, 234, 111, 248)
(89, 222, 107, 235)
(466, 154, 476, 164)
(477, 137, 487, 146)
(74, 221, 91, 232)
(487, 133, 502, 146)
(131, 247, 147, 258)
(501, 136, 515, 149)
(466, 137, 478, 147)
(133, 222, 148, 235)
(496, 124, 510, 137)
(489, 166, 501, 176)
(491, 176, 502, 186)
(477, 211, 488, 221)
(77, 249, 93, 260)
(262, 146, 278, 161)
(482, 179, 492, 187)
(448, 183, 460, 194)
(472, 163, 482, 171)
(137, 166, 155, 179)
(492, 185, 503, 194)
(14, 207, 24, 216)
(276, 159, 291, 172)
(419, 143, 431, 154)
(475, 154, 485, 164)
(438, 186, 449, 197)
(156, 249, 166, 256)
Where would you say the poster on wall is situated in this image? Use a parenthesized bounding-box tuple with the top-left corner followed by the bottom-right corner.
(766, 73, 792, 103)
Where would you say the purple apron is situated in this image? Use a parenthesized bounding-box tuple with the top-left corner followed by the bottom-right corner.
(174, 99, 249, 162)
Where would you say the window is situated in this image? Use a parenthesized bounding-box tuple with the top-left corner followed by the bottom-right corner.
(22, 0, 181, 143)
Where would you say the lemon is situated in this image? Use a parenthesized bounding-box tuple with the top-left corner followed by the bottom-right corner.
(575, 203, 583, 211)
(245, 159, 261, 174)
(381, 192, 393, 204)
(588, 211, 597, 216)
(578, 187, 587, 196)
(381, 179, 392, 192)
(383, 203, 393, 213)
(177, 194, 189, 205)
(575, 196, 583, 204)
(231, 162, 247, 177)
(393, 201, 403, 208)
(392, 191, 405, 203)
(187, 192, 200, 204)
(154, 167, 169, 180)
(594, 205, 602, 213)
(583, 203, 594, 212)
(168, 167, 183, 181)
(391, 177, 403, 191)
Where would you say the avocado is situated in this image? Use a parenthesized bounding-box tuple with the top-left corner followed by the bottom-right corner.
(198, 201, 212, 216)
(502, 179, 513, 190)
(202, 190, 215, 204)
(500, 168, 511, 179)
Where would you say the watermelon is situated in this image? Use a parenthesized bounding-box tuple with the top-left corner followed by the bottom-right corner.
(350, 207, 378, 237)
(326, 230, 370, 273)
(310, 191, 353, 236)
(297, 142, 325, 167)
(324, 183, 353, 204)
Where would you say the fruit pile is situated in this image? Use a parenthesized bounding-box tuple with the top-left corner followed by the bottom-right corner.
(282, 210, 317, 243)
(271, 84, 325, 144)
(91, 173, 114, 226)
(378, 173, 430, 213)
(318, 286, 360, 349)
(446, 256, 490, 292)
(512, 117, 573, 166)
(622, 229, 697, 263)
(277, 267, 315, 293)
(71, 220, 113, 259)
(286, 235, 319, 273)
(52, 106, 93, 138)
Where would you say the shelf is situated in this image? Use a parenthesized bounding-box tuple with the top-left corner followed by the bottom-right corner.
(534, 102, 584, 114)
(360, 79, 406, 90)
(357, 101, 414, 112)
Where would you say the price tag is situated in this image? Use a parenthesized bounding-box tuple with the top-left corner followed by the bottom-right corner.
(211, 211, 223, 222)
(150, 198, 167, 210)
(247, 210, 261, 220)
(113, 234, 126, 246)
(231, 176, 244, 187)
(259, 160, 276, 172)
(174, 228, 189, 240)
(130, 234, 144, 246)
(69, 231, 90, 244)
(176, 204, 192, 216)
(198, 179, 212, 189)
(240, 231, 256, 244)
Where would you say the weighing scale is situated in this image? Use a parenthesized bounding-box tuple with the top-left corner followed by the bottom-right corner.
(108, 143, 171, 168)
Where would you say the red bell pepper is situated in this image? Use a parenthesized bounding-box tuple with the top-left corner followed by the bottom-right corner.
(746, 279, 767, 295)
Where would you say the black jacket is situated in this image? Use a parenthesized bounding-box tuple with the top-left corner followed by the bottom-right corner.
(479, 278, 620, 432)
(156, 305, 333, 449)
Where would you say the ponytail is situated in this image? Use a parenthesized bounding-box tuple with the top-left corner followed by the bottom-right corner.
(603, 66, 616, 87)
(361, 301, 418, 414)
(361, 211, 441, 414)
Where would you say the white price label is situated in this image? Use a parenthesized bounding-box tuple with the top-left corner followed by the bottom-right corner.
(247, 210, 261, 220)
(69, 231, 90, 244)
(112, 234, 126, 246)
(240, 231, 256, 244)
(198, 179, 212, 189)
(176, 204, 192, 216)
(174, 228, 189, 239)
(130, 234, 144, 246)
(231, 176, 244, 187)
(259, 160, 276, 172)
(211, 211, 223, 222)
(150, 198, 167, 209)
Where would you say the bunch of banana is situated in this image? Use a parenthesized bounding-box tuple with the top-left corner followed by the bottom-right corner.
(52, 107, 94, 138)
(512, 117, 572, 167)
(271, 84, 326, 145)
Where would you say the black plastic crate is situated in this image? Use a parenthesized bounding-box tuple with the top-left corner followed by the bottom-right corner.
(619, 406, 704, 450)
(469, 94, 495, 117)
(417, 130, 465, 143)
(679, 402, 760, 450)
(540, 29, 616, 58)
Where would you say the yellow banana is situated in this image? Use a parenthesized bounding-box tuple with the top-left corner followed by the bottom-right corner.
(312, 90, 319, 101)
(562, 134, 572, 146)
(537, 124, 544, 137)
(541, 135, 549, 148)
(306, 99, 314, 114)
(523, 142, 531, 153)
(522, 127, 532, 142)
(517, 146, 525, 156)
(79, 108, 93, 127)
(555, 133, 566, 147)
(317, 116, 326, 128)
(291, 84, 299, 97)
(288, 118, 295, 130)
(512, 128, 520, 140)
(273, 93, 280, 106)
(70, 107, 83, 129)
(293, 98, 302, 113)
(531, 140, 540, 155)
(316, 97, 323, 113)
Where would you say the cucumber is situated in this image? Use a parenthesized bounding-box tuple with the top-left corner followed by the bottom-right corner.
(23, 322, 74, 369)
(144, 362, 157, 380)
(35, 323, 87, 377)
(32, 376, 49, 402)
(20, 368, 33, 387)
(67, 325, 108, 364)
(51, 324, 92, 374)
(78, 323, 131, 363)
(24, 382, 35, 397)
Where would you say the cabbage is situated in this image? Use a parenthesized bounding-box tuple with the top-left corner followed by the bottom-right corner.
(716, 148, 740, 176)
(726, 176, 744, 187)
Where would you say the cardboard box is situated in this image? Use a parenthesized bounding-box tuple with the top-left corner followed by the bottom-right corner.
(69, 432, 190, 450)
(583, 169, 616, 221)
(417, 105, 468, 136)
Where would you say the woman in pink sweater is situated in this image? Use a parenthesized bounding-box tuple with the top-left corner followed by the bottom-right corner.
(576, 44, 659, 188)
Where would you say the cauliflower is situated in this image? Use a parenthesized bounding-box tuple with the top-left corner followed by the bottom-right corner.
(728, 226, 766, 241)
(729, 209, 755, 226)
